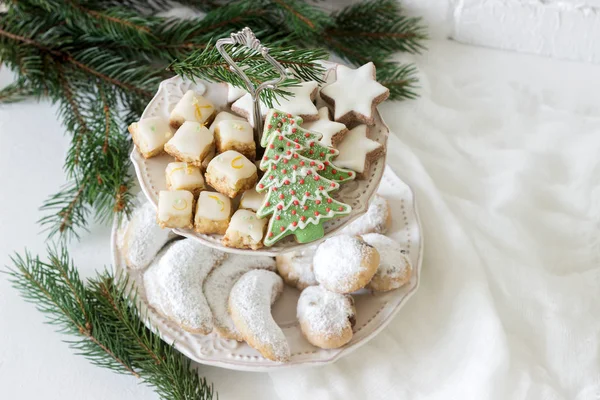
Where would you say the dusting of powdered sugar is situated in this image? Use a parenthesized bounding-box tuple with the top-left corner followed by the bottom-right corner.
(144, 239, 226, 333)
(340, 194, 390, 237)
(313, 235, 375, 293)
(297, 286, 355, 339)
(204, 254, 276, 340)
(361, 233, 412, 290)
(276, 245, 318, 290)
(228, 270, 289, 361)
(122, 200, 172, 270)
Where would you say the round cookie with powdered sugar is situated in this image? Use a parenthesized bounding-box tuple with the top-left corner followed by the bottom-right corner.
(143, 239, 226, 334)
(276, 245, 319, 290)
(320, 62, 389, 127)
(361, 233, 412, 292)
(340, 194, 392, 237)
(228, 270, 290, 362)
(204, 254, 276, 341)
(313, 235, 380, 294)
(297, 285, 356, 349)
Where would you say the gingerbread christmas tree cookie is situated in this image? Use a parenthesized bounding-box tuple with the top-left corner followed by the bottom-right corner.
(320, 62, 389, 126)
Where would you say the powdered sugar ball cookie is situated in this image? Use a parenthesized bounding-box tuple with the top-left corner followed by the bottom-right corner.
(204, 254, 276, 341)
(361, 233, 412, 292)
(144, 239, 226, 334)
(120, 200, 172, 270)
(229, 270, 290, 361)
(313, 235, 380, 294)
(340, 194, 391, 236)
(276, 245, 318, 290)
(297, 285, 356, 349)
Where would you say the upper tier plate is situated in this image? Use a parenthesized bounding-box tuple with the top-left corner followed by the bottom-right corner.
(130, 62, 389, 256)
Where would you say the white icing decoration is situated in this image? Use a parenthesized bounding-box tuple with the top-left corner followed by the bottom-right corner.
(302, 107, 347, 147)
(232, 81, 319, 126)
(227, 209, 267, 243)
(207, 150, 256, 182)
(196, 191, 231, 221)
(157, 190, 193, 222)
(170, 90, 215, 124)
(216, 119, 254, 145)
(320, 62, 388, 121)
(166, 121, 214, 162)
(226, 83, 247, 103)
(239, 188, 266, 212)
(208, 111, 246, 134)
(334, 125, 381, 173)
(134, 116, 173, 153)
(165, 162, 205, 191)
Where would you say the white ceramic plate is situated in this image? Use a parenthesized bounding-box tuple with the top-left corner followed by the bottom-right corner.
(112, 166, 422, 371)
(130, 62, 389, 256)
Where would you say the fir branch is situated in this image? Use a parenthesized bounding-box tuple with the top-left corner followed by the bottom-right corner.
(0, 79, 37, 103)
(6, 247, 215, 400)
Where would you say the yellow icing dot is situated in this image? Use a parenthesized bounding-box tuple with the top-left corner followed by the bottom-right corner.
(208, 194, 225, 212)
(233, 123, 244, 131)
(230, 155, 244, 169)
(172, 199, 188, 211)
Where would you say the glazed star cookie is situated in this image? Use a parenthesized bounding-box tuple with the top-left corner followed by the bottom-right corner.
(157, 190, 194, 229)
(275, 245, 318, 290)
(206, 150, 258, 198)
(143, 239, 226, 334)
(164, 121, 215, 167)
(361, 233, 412, 292)
(165, 162, 205, 195)
(313, 235, 380, 294)
(204, 254, 276, 341)
(128, 116, 173, 158)
(320, 62, 389, 126)
(222, 209, 268, 250)
(194, 191, 231, 235)
(334, 125, 384, 179)
(229, 270, 290, 361)
(169, 90, 216, 129)
(226, 83, 247, 103)
(340, 194, 391, 236)
(231, 81, 319, 126)
(297, 285, 356, 349)
(302, 107, 348, 147)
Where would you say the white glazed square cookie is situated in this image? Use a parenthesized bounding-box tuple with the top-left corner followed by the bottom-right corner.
(157, 190, 194, 229)
(214, 119, 255, 160)
(164, 121, 214, 167)
(222, 209, 267, 250)
(128, 116, 173, 158)
(208, 111, 245, 134)
(169, 90, 215, 129)
(165, 162, 206, 195)
(239, 188, 265, 212)
(205, 150, 257, 198)
(194, 191, 232, 235)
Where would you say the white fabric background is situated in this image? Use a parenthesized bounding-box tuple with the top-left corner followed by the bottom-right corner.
(1, 39, 600, 399)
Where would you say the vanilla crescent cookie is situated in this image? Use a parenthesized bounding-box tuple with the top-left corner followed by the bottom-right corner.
(297, 285, 356, 349)
(313, 235, 380, 294)
(320, 62, 389, 126)
(340, 194, 391, 237)
(204, 254, 276, 341)
(361, 233, 412, 292)
(144, 239, 226, 334)
(120, 200, 172, 270)
(276, 245, 318, 290)
(229, 270, 290, 361)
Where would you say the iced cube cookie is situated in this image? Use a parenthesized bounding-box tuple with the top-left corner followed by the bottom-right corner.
(194, 191, 231, 235)
(169, 90, 215, 129)
(214, 119, 255, 160)
(128, 116, 173, 158)
(164, 121, 214, 167)
(222, 209, 267, 250)
(165, 162, 205, 195)
(208, 110, 246, 134)
(157, 190, 194, 229)
(205, 150, 257, 198)
(239, 188, 265, 212)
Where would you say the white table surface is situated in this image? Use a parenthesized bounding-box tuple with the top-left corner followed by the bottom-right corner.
(2, 39, 600, 399)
